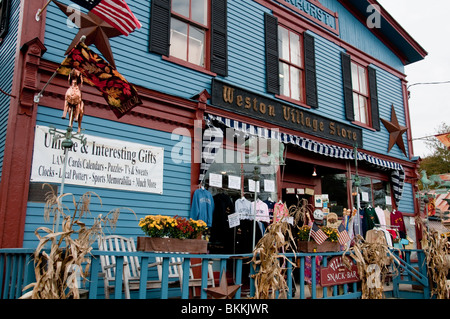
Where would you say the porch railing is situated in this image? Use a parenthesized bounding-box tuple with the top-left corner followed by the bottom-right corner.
(0, 248, 430, 299)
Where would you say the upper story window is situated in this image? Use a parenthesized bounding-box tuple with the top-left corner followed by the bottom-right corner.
(264, 13, 318, 108)
(351, 61, 370, 125)
(341, 52, 380, 131)
(170, 0, 209, 67)
(149, 0, 227, 76)
(278, 26, 305, 103)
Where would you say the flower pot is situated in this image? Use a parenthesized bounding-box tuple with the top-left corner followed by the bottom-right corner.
(297, 240, 340, 253)
(137, 236, 208, 254)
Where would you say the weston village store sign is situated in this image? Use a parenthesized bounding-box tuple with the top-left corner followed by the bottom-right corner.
(211, 80, 362, 147)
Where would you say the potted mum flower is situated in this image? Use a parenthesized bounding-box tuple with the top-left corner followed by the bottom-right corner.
(137, 215, 208, 253)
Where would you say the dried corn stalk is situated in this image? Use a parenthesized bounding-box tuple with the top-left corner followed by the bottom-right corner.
(288, 198, 313, 227)
(343, 235, 400, 299)
(22, 185, 132, 299)
(250, 220, 297, 299)
(416, 216, 449, 299)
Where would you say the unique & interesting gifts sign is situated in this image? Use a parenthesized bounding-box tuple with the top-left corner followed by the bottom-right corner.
(30, 125, 164, 194)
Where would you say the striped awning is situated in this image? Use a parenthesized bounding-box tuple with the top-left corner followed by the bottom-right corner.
(201, 114, 405, 205)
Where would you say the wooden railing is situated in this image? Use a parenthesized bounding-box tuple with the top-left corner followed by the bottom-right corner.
(0, 248, 430, 299)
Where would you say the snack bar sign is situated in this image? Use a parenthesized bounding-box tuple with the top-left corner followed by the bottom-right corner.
(320, 256, 360, 287)
(30, 125, 164, 194)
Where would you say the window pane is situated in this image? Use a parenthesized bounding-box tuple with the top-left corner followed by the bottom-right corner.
(359, 95, 368, 124)
(189, 26, 205, 66)
(351, 63, 359, 91)
(358, 66, 368, 95)
(192, 0, 207, 25)
(172, 0, 189, 18)
(353, 93, 360, 122)
(290, 67, 300, 100)
(278, 27, 289, 62)
(290, 32, 301, 67)
(170, 18, 188, 61)
(359, 176, 372, 205)
(279, 62, 289, 97)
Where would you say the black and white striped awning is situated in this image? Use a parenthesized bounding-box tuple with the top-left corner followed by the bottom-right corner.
(201, 114, 405, 205)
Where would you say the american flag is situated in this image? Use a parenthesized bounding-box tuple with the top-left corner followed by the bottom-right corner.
(337, 223, 351, 245)
(309, 222, 328, 245)
(71, 0, 142, 36)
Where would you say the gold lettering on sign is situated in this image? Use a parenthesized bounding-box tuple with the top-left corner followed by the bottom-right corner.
(223, 86, 234, 103)
(219, 84, 359, 144)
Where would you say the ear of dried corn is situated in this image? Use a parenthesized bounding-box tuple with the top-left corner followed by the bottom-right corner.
(22, 185, 133, 299)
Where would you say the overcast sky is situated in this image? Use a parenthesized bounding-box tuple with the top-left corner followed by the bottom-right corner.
(376, 0, 450, 158)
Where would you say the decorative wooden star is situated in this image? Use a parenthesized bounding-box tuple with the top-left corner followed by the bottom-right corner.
(204, 271, 241, 299)
(53, 0, 121, 67)
(380, 105, 408, 156)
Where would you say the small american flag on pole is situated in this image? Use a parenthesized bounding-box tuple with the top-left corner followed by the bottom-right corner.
(71, 0, 142, 36)
(337, 223, 351, 245)
(309, 222, 328, 245)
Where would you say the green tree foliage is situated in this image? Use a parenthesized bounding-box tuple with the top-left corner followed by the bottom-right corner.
(419, 122, 450, 176)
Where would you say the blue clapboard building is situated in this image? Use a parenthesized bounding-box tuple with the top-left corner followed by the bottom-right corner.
(0, 0, 426, 250)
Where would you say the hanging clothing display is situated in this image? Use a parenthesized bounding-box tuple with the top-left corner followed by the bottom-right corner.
(374, 206, 386, 226)
(383, 209, 391, 226)
(235, 197, 252, 220)
(210, 193, 234, 253)
(365, 229, 387, 245)
(273, 201, 288, 223)
(251, 199, 270, 223)
(364, 207, 380, 231)
(390, 210, 407, 239)
(190, 187, 214, 227)
(264, 199, 275, 222)
(354, 209, 367, 238)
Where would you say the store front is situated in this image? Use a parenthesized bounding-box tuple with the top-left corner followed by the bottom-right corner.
(195, 78, 412, 256)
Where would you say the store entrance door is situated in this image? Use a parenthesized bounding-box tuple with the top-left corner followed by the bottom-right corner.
(281, 188, 313, 213)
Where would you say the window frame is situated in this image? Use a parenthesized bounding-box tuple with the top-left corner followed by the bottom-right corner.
(0, 0, 10, 45)
(166, 0, 212, 73)
(277, 25, 306, 105)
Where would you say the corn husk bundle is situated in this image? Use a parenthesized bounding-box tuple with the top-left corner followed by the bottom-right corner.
(416, 216, 449, 299)
(250, 220, 297, 299)
(21, 185, 131, 299)
(343, 235, 400, 299)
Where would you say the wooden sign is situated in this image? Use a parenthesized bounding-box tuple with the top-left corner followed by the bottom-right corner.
(320, 256, 359, 287)
(211, 80, 363, 147)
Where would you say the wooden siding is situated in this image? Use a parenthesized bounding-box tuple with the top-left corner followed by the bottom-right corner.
(0, 0, 20, 182)
(22, 106, 191, 248)
(313, 31, 346, 121)
(398, 182, 415, 214)
(363, 65, 408, 160)
(226, 0, 270, 93)
(319, 0, 405, 72)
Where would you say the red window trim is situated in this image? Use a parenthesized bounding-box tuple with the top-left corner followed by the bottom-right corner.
(275, 94, 311, 109)
(162, 55, 217, 77)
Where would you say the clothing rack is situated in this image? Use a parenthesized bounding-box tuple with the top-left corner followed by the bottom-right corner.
(374, 223, 399, 229)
